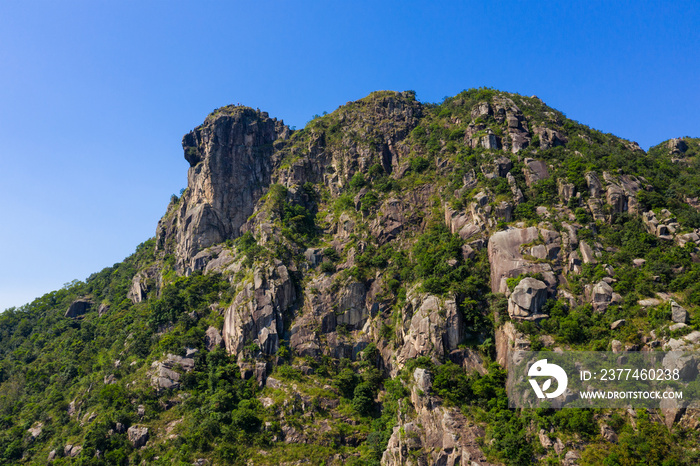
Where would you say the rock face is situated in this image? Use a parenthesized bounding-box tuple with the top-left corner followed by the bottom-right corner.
(65, 299, 92, 318)
(523, 158, 549, 187)
(508, 278, 548, 318)
(205, 326, 224, 351)
(127, 268, 157, 303)
(223, 261, 295, 360)
(157, 107, 289, 272)
(381, 368, 493, 466)
(394, 293, 463, 374)
(487, 227, 557, 294)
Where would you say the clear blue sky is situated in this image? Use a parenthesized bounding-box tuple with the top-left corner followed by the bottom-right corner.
(1, 1, 698, 311)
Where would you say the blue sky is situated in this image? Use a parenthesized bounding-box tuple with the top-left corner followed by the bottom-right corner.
(1, 1, 698, 311)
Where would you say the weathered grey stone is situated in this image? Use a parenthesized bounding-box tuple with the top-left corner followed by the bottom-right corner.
(381, 370, 493, 466)
(579, 241, 597, 264)
(205, 326, 224, 351)
(27, 422, 42, 440)
(591, 281, 614, 311)
(64, 444, 82, 458)
(508, 278, 548, 318)
(65, 299, 92, 318)
(586, 172, 604, 198)
(662, 353, 699, 379)
(637, 298, 660, 307)
(667, 138, 688, 154)
(481, 130, 499, 149)
(564, 450, 581, 465)
(151, 354, 195, 390)
(660, 396, 685, 428)
(127, 270, 152, 303)
(606, 183, 627, 213)
(461, 243, 475, 261)
(155, 108, 290, 271)
(223, 262, 295, 360)
(487, 227, 557, 294)
(506, 172, 525, 204)
(558, 180, 576, 202)
(395, 292, 464, 374)
(495, 201, 513, 222)
(336, 282, 368, 328)
(533, 126, 567, 149)
(255, 362, 268, 387)
(470, 101, 492, 119)
(610, 319, 626, 330)
(632, 258, 646, 267)
(600, 424, 618, 443)
(671, 300, 690, 324)
(523, 158, 549, 187)
(128, 425, 149, 448)
(413, 368, 432, 395)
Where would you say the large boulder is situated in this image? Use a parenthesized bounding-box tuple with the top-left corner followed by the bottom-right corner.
(65, 299, 92, 318)
(508, 278, 548, 318)
(590, 280, 614, 311)
(523, 158, 549, 187)
(205, 326, 224, 351)
(487, 227, 557, 294)
(151, 354, 195, 390)
(671, 301, 690, 324)
(127, 268, 158, 303)
(394, 294, 463, 374)
(586, 172, 604, 198)
(532, 126, 567, 149)
(127, 426, 149, 448)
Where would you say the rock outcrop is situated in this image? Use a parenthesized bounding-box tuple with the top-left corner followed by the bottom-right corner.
(65, 299, 92, 318)
(223, 261, 295, 361)
(487, 227, 557, 294)
(127, 426, 149, 448)
(381, 368, 493, 466)
(508, 277, 548, 319)
(151, 354, 195, 390)
(156, 107, 289, 272)
(394, 293, 463, 375)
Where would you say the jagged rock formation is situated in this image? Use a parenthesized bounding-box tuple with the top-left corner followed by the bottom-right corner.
(156, 107, 289, 272)
(381, 368, 493, 466)
(223, 261, 295, 364)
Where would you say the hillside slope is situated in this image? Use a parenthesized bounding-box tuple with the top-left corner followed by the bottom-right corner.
(2, 89, 700, 465)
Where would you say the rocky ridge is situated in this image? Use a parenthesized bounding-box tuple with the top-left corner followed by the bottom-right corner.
(4, 90, 700, 465)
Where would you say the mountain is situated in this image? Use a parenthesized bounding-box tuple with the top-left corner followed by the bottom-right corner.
(2, 88, 700, 465)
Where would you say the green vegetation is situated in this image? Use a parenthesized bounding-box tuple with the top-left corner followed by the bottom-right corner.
(3, 89, 700, 465)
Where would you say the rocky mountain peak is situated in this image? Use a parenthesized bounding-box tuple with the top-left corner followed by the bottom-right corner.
(157, 105, 289, 272)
